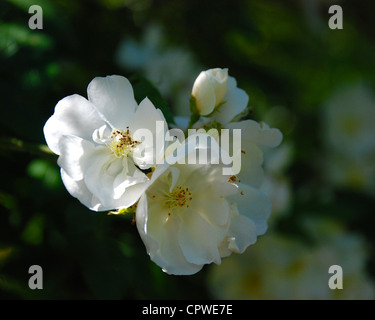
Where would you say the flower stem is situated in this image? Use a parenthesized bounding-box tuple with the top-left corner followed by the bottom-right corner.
(186, 95, 200, 133)
(0, 137, 57, 161)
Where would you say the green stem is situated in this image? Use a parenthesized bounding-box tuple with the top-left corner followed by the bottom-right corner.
(185, 95, 200, 134)
(0, 137, 57, 161)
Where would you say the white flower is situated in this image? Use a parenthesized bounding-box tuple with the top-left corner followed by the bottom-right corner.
(116, 24, 202, 118)
(323, 83, 375, 157)
(174, 119, 283, 184)
(191, 68, 249, 123)
(44, 75, 168, 211)
(224, 120, 283, 186)
(136, 134, 272, 275)
(322, 83, 375, 194)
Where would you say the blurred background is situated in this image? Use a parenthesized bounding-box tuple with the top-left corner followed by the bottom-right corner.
(1, 0, 375, 299)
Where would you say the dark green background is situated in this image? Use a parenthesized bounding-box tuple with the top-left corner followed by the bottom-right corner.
(1, 0, 375, 299)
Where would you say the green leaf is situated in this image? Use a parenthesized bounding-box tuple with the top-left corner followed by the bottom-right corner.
(130, 74, 175, 125)
(21, 214, 45, 245)
(27, 159, 60, 188)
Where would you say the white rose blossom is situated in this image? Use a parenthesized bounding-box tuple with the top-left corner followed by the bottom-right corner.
(191, 68, 249, 123)
(44, 75, 168, 211)
(136, 134, 273, 275)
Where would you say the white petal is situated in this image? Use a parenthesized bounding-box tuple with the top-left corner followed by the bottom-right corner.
(237, 142, 265, 188)
(227, 120, 283, 148)
(149, 163, 171, 185)
(129, 97, 164, 132)
(44, 94, 105, 154)
(136, 196, 202, 275)
(229, 184, 272, 236)
(83, 148, 149, 208)
(192, 71, 216, 115)
(130, 97, 168, 168)
(60, 169, 102, 211)
(57, 135, 95, 181)
(113, 180, 150, 209)
(179, 209, 224, 265)
(160, 218, 203, 275)
(213, 85, 249, 124)
(84, 150, 114, 207)
(207, 68, 229, 105)
(87, 75, 138, 129)
(113, 158, 148, 200)
(191, 182, 232, 227)
(222, 122, 270, 187)
(226, 214, 257, 253)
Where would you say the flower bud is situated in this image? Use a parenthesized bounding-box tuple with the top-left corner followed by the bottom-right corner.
(192, 68, 229, 116)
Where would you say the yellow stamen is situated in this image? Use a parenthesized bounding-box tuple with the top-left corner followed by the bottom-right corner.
(163, 185, 193, 209)
(107, 126, 140, 158)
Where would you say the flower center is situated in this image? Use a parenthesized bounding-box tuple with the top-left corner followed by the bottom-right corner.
(163, 185, 193, 209)
(107, 126, 140, 158)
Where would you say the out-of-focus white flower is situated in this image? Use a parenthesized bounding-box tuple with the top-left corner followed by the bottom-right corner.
(260, 143, 293, 221)
(208, 219, 375, 300)
(136, 134, 272, 275)
(322, 83, 375, 195)
(324, 83, 375, 157)
(191, 68, 249, 124)
(44, 75, 168, 211)
(324, 153, 375, 193)
(116, 25, 202, 117)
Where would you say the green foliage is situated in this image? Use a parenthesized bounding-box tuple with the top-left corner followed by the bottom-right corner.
(27, 159, 60, 189)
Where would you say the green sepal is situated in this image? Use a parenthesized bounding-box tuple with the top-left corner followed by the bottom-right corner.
(107, 206, 136, 216)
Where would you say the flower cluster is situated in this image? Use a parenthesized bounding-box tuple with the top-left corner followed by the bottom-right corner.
(44, 68, 282, 275)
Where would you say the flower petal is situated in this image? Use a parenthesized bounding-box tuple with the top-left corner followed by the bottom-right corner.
(179, 209, 224, 265)
(130, 97, 168, 168)
(226, 214, 257, 253)
(237, 142, 265, 188)
(82, 148, 117, 206)
(136, 196, 202, 275)
(192, 71, 216, 115)
(113, 158, 149, 200)
(229, 184, 272, 236)
(213, 82, 249, 124)
(57, 135, 95, 181)
(191, 194, 230, 227)
(43, 94, 105, 154)
(113, 180, 150, 209)
(87, 75, 138, 129)
(226, 120, 283, 148)
(60, 169, 102, 211)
